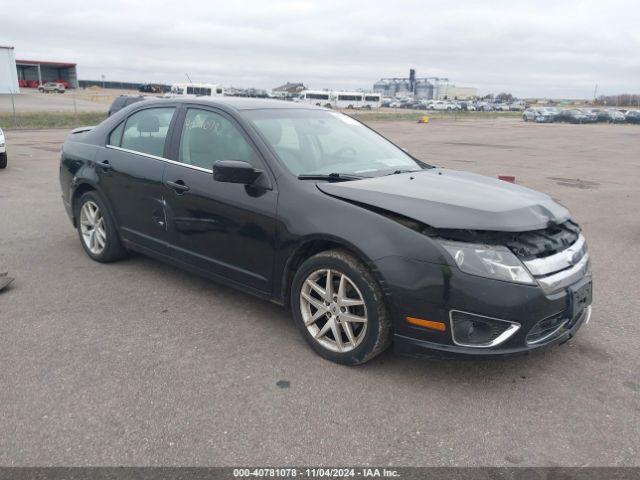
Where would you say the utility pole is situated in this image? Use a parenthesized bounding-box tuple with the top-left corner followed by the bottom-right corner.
(593, 84, 598, 102)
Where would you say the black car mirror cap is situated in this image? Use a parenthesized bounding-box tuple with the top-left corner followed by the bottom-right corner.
(213, 160, 263, 185)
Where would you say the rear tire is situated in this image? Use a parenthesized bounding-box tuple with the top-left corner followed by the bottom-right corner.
(75, 191, 127, 263)
(291, 249, 392, 365)
(0, 153, 6, 169)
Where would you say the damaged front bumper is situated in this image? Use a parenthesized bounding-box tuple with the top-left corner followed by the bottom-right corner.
(374, 230, 593, 358)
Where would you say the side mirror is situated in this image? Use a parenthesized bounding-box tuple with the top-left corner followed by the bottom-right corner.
(213, 160, 262, 185)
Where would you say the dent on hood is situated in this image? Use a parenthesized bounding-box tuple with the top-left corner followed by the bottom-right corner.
(317, 168, 571, 233)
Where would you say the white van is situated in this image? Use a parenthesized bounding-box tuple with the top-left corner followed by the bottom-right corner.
(298, 90, 379, 109)
(332, 92, 363, 109)
(169, 83, 224, 97)
(297, 90, 332, 107)
(361, 93, 382, 109)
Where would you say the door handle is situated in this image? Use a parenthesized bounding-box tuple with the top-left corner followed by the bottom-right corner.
(97, 160, 113, 171)
(166, 180, 190, 193)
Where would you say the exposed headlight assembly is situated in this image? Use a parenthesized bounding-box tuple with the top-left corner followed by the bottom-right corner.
(439, 240, 535, 285)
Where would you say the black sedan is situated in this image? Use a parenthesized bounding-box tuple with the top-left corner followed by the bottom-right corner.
(558, 109, 591, 124)
(626, 110, 640, 124)
(59, 98, 592, 364)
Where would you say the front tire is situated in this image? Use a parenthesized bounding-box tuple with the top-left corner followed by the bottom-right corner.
(75, 191, 127, 262)
(291, 249, 392, 365)
(0, 153, 7, 169)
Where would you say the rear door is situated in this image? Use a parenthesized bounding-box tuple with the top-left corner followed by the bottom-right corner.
(162, 106, 278, 293)
(96, 106, 177, 253)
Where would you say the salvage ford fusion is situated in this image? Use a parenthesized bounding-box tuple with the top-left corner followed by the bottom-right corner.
(59, 98, 592, 364)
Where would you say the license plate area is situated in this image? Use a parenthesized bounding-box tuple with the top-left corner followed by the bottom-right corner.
(568, 277, 593, 321)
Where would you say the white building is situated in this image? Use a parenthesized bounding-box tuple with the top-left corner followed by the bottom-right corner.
(435, 85, 477, 100)
(0, 46, 20, 94)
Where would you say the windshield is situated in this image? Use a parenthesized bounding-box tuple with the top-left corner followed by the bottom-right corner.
(244, 109, 427, 177)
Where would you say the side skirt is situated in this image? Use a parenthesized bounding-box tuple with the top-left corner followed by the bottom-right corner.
(123, 239, 282, 305)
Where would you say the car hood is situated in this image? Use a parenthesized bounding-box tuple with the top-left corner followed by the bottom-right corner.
(316, 168, 571, 232)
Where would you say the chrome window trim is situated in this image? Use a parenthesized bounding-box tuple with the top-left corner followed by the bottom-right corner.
(105, 145, 213, 174)
(523, 235, 587, 277)
(449, 310, 521, 348)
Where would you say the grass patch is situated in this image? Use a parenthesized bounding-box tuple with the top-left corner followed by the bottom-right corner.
(348, 110, 522, 122)
(0, 111, 107, 130)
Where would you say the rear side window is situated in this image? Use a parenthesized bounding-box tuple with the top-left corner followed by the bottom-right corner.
(108, 122, 124, 146)
(121, 108, 175, 157)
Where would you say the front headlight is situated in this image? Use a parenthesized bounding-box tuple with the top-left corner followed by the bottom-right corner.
(439, 240, 535, 285)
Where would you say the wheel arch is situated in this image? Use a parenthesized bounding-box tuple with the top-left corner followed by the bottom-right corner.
(279, 235, 388, 308)
(69, 181, 118, 229)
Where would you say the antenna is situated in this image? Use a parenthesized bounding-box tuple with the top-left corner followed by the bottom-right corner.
(185, 73, 193, 84)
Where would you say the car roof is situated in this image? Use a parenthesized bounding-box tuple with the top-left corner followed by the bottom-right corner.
(143, 96, 320, 111)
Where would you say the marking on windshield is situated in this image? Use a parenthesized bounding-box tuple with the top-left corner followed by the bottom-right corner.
(328, 112, 362, 126)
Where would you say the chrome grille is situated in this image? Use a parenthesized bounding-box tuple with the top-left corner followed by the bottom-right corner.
(523, 235, 590, 294)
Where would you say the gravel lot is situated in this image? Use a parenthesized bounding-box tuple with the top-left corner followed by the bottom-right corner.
(0, 118, 639, 466)
(0, 88, 156, 114)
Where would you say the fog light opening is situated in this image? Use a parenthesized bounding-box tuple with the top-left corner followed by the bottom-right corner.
(449, 310, 520, 348)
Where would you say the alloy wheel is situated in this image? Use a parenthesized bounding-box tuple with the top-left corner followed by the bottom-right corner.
(300, 269, 368, 353)
(79, 200, 107, 255)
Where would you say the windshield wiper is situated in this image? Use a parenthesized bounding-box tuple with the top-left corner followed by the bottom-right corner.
(297, 173, 365, 182)
(384, 169, 420, 176)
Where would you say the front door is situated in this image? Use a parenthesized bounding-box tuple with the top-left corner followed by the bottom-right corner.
(162, 107, 277, 293)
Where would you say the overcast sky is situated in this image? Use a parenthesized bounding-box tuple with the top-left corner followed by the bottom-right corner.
(3, 0, 639, 98)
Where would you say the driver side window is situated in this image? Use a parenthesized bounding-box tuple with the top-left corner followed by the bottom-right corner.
(179, 109, 259, 170)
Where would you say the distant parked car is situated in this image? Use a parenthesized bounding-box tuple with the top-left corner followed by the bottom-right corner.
(53, 80, 71, 89)
(476, 102, 493, 111)
(38, 82, 66, 93)
(0, 127, 7, 169)
(522, 108, 539, 121)
(625, 110, 640, 124)
(536, 108, 557, 123)
(523, 108, 554, 123)
(107, 95, 147, 117)
(138, 84, 166, 94)
(558, 109, 590, 124)
(402, 100, 423, 110)
(579, 109, 598, 123)
(595, 109, 626, 123)
(430, 101, 458, 111)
